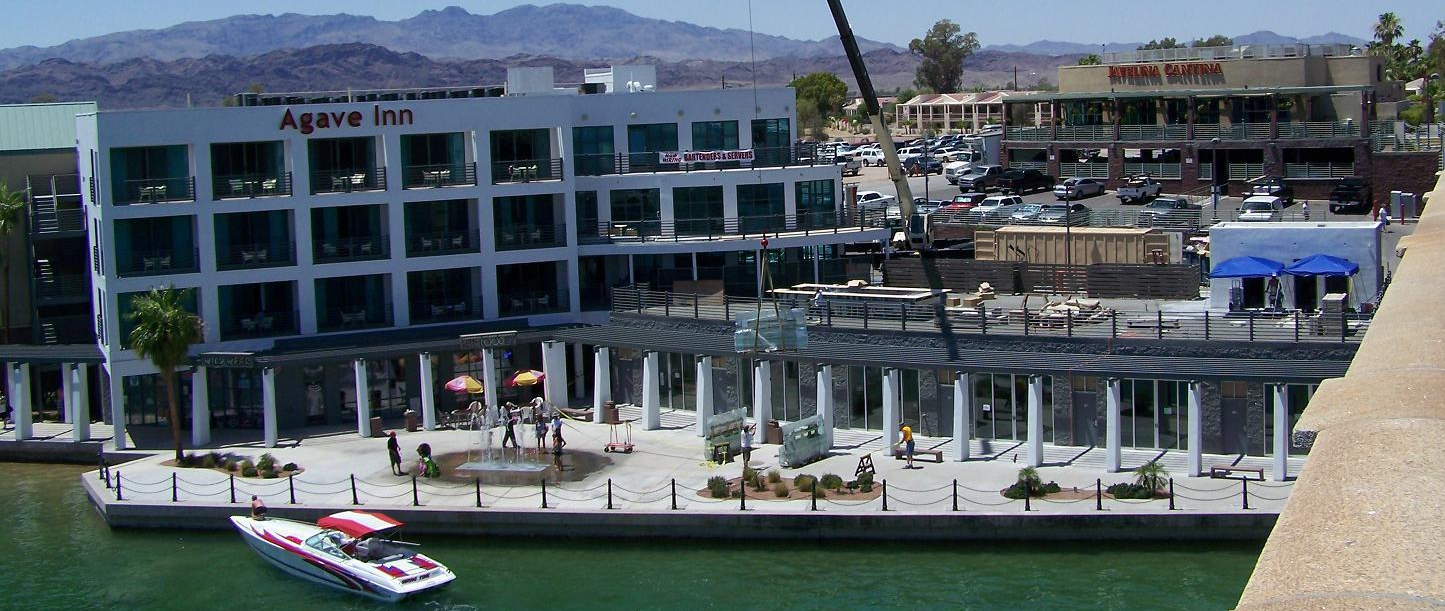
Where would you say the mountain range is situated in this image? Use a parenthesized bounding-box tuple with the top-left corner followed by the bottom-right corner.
(983, 30, 1368, 56)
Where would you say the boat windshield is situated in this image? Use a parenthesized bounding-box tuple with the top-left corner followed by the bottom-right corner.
(306, 531, 351, 561)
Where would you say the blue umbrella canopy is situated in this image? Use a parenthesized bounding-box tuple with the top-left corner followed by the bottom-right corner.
(1210, 256, 1284, 279)
(1284, 254, 1359, 277)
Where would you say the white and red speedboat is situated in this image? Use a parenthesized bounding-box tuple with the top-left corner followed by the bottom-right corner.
(230, 510, 455, 602)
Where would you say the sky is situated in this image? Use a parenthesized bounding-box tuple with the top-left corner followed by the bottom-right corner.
(5, 0, 1441, 49)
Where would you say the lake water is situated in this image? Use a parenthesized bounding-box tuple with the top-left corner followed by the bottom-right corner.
(3, 462, 1258, 610)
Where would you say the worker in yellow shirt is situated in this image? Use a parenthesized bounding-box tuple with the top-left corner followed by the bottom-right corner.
(898, 422, 916, 469)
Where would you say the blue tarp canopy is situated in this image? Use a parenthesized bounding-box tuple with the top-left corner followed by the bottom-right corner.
(1210, 256, 1284, 279)
(1284, 254, 1359, 277)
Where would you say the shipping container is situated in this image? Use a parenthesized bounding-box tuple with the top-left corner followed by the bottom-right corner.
(974, 226, 1176, 265)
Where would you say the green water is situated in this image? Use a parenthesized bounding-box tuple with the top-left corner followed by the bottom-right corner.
(4, 463, 1257, 611)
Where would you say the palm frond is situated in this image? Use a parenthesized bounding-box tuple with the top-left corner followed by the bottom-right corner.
(127, 287, 203, 371)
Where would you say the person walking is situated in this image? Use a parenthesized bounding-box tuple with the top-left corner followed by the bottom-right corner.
(740, 423, 755, 465)
(386, 431, 406, 476)
(1301, 201, 1310, 220)
(502, 408, 520, 449)
(897, 421, 917, 469)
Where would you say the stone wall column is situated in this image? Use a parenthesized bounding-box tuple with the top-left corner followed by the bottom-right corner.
(1188, 381, 1205, 477)
(418, 353, 437, 431)
(354, 359, 372, 437)
(9, 363, 31, 441)
(883, 368, 901, 448)
(541, 341, 568, 408)
(641, 351, 661, 430)
(261, 367, 278, 448)
(190, 365, 210, 447)
(752, 361, 771, 428)
(952, 372, 972, 461)
(1272, 384, 1290, 481)
(108, 368, 127, 450)
(1105, 378, 1122, 473)
(1026, 374, 1044, 467)
(816, 364, 834, 448)
(70, 363, 91, 441)
(695, 356, 713, 437)
(592, 347, 611, 424)
(60, 364, 73, 425)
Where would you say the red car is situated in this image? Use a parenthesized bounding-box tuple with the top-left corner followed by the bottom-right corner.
(939, 192, 988, 212)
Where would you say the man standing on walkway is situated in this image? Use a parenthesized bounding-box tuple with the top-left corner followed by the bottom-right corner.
(741, 422, 755, 465)
(897, 421, 917, 469)
(387, 431, 406, 476)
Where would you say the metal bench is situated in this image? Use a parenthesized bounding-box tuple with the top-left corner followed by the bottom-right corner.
(1210, 465, 1265, 480)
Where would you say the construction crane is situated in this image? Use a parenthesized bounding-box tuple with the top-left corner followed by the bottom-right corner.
(825, 0, 914, 222)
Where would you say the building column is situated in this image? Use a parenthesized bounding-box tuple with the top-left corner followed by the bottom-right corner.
(418, 353, 437, 431)
(571, 343, 586, 399)
(592, 347, 610, 424)
(354, 359, 372, 438)
(882, 368, 901, 448)
(261, 367, 278, 448)
(190, 365, 210, 447)
(9, 363, 31, 441)
(1188, 381, 1204, 477)
(816, 364, 834, 449)
(952, 372, 971, 461)
(541, 341, 567, 409)
(751, 361, 771, 428)
(695, 356, 713, 437)
(70, 363, 91, 442)
(641, 351, 661, 430)
(481, 348, 500, 417)
(1105, 378, 1122, 473)
(1272, 385, 1290, 481)
(108, 369, 127, 450)
(60, 363, 73, 425)
(1026, 374, 1044, 468)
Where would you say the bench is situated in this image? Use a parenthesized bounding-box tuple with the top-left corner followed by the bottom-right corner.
(1210, 465, 1265, 480)
(893, 447, 944, 463)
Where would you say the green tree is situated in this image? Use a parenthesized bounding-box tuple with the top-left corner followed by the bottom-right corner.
(1374, 12, 1404, 49)
(0, 184, 25, 344)
(1134, 461, 1169, 492)
(1138, 38, 1184, 50)
(788, 72, 848, 120)
(127, 288, 203, 461)
(1191, 35, 1233, 48)
(1077, 54, 1102, 65)
(908, 19, 980, 93)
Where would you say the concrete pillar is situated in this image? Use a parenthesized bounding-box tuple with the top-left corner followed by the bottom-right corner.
(418, 353, 437, 431)
(592, 347, 610, 424)
(882, 368, 900, 448)
(952, 372, 971, 461)
(541, 341, 568, 408)
(1188, 381, 1204, 477)
(70, 363, 91, 442)
(9, 363, 31, 440)
(109, 369, 127, 450)
(354, 359, 372, 438)
(60, 363, 73, 425)
(190, 365, 210, 447)
(481, 348, 500, 417)
(571, 343, 586, 400)
(641, 351, 661, 430)
(1105, 378, 1122, 473)
(752, 361, 771, 428)
(1026, 374, 1044, 468)
(695, 356, 713, 437)
(816, 364, 834, 448)
(261, 366, 278, 448)
(1272, 385, 1290, 481)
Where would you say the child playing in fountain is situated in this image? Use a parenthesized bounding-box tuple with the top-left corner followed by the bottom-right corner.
(535, 416, 549, 453)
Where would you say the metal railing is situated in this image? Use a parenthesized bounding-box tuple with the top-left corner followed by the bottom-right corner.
(1122, 163, 1182, 179)
(491, 158, 563, 184)
(1118, 124, 1188, 141)
(212, 173, 293, 199)
(1228, 163, 1266, 181)
(1279, 121, 1359, 139)
(310, 167, 387, 194)
(216, 242, 297, 270)
(614, 287, 1372, 344)
(409, 297, 483, 324)
(1008, 161, 1048, 171)
(495, 224, 567, 251)
(933, 207, 1333, 231)
(114, 177, 196, 205)
(1283, 162, 1355, 179)
(402, 162, 477, 188)
(1058, 162, 1110, 179)
(116, 248, 200, 277)
(312, 235, 390, 263)
(1055, 125, 1114, 141)
(578, 210, 886, 244)
(220, 309, 299, 341)
(498, 289, 570, 317)
(34, 273, 88, 300)
(1004, 126, 1051, 141)
(317, 303, 394, 332)
(570, 145, 838, 176)
(29, 206, 85, 235)
(406, 230, 477, 256)
(1102, 43, 1358, 64)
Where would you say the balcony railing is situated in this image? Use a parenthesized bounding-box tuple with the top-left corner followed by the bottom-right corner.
(216, 241, 297, 270)
(310, 168, 386, 194)
(30, 206, 85, 235)
(39, 314, 96, 345)
(116, 248, 200, 277)
(409, 297, 482, 324)
(1118, 124, 1188, 141)
(312, 235, 390, 263)
(114, 177, 196, 205)
(570, 145, 837, 177)
(579, 210, 885, 244)
(212, 173, 293, 199)
(498, 289, 570, 318)
(495, 224, 567, 251)
(1004, 126, 1051, 141)
(1279, 121, 1359, 139)
(491, 158, 563, 184)
(220, 309, 299, 341)
(402, 162, 476, 189)
(1284, 162, 1356, 179)
(317, 303, 393, 333)
(1008, 161, 1048, 171)
(1122, 162, 1182, 179)
(406, 230, 477, 257)
(1227, 163, 1266, 181)
(35, 273, 88, 300)
(1058, 162, 1110, 179)
(1055, 125, 1114, 141)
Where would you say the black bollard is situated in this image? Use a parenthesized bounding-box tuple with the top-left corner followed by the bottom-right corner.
(1168, 478, 1176, 510)
(1095, 478, 1102, 511)
(607, 478, 614, 510)
(115, 471, 123, 501)
(289, 474, 297, 505)
(739, 481, 747, 511)
(671, 478, 678, 510)
(541, 479, 549, 509)
(229, 473, 236, 504)
(350, 474, 359, 505)
(475, 477, 483, 508)
(881, 480, 888, 512)
(411, 476, 419, 507)
(1024, 488, 1031, 512)
(952, 479, 959, 512)
(171, 472, 178, 503)
(1241, 479, 1250, 510)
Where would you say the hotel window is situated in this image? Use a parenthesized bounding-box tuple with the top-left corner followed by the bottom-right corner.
(1063, 101, 1106, 126)
(750, 118, 790, 166)
(493, 194, 565, 250)
(691, 121, 739, 150)
(737, 183, 784, 232)
(401, 133, 466, 187)
(627, 123, 678, 171)
(795, 180, 837, 228)
(672, 186, 724, 235)
(1164, 99, 1190, 125)
(609, 189, 661, 236)
(572, 126, 615, 176)
(210, 141, 286, 198)
(491, 129, 554, 181)
(307, 137, 379, 192)
(109, 145, 191, 204)
(1229, 97, 1273, 124)
(576, 191, 599, 238)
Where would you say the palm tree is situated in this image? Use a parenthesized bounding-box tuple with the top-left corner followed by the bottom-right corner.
(127, 287, 202, 461)
(1133, 461, 1169, 492)
(1017, 466, 1042, 494)
(0, 184, 26, 344)
(1374, 12, 1404, 49)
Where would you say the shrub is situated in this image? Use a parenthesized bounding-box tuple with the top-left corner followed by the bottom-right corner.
(1043, 481, 1062, 494)
(240, 459, 256, 473)
(1107, 482, 1156, 499)
(208, 451, 223, 464)
(241, 467, 259, 478)
(224, 460, 239, 472)
(772, 482, 790, 497)
(257, 453, 276, 471)
(820, 474, 844, 490)
(857, 471, 874, 493)
(766, 470, 782, 484)
(743, 467, 757, 483)
(1133, 462, 1169, 492)
(707, 475, 729, 498)
(176, 453, 194, 467)
(812, 486, 827, 499)
(751, 474, 768, 492)
(794, 475, 817, 492)
(1002, 482, 1029, 499)
(282, 462, 299, 472)
(262, 469, 279, 479)
(200, 454, 218, 469)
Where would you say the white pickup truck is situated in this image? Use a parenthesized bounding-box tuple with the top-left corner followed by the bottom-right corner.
(1116, 176, 1162, 203)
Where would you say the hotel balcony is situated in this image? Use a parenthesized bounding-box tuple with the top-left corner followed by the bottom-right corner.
(316, 303, 393, 333)
(212, 172, 293, 199)
(571, 145, 834, 177)
(494, 223, 567, 251)
(402, 162, 477, 189)
(312, 235, 390, 264)
(115, 247, 200, 278)
(579, 211, 875, 244)
(1007, 120, 1361, 143)
(490, 158, 564, 184)
(113, 176, 196, 205)
(219, 309, 299, 341)
(310, 167, 387, 194)
(409, 297, 483, 325)
(498, 288, 570, 318)
(216, 241, 297, 271)
(406, 230, 478, 257)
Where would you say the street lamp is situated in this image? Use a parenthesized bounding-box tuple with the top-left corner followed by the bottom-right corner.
(1426, 72, 1440, 127)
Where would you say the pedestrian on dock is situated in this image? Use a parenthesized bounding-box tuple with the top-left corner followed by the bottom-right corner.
(386, 431, 406, 476)
(897, 421, 917, 469)
(250, 495, 268, 519)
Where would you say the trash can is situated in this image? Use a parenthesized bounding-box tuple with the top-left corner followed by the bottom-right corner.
(765, 419, 783, 445)
(370, 417, 384, 438)
(604, 401, 620, 425)
(404, 410, 420, 432)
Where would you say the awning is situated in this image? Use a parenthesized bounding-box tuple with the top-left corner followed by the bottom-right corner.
(317, 511, 403, 538)
(1284, 254, 1359, 277)
(1210, 256, 1284, 278)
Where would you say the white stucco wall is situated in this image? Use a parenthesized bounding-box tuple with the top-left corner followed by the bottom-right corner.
(1207, 221, 1382, 310)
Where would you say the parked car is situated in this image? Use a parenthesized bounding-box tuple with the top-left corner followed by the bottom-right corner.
(1248, 177, 1293, 203)
(1037, 203, 1091, 225)
(1053, 177, 1106, 200)
(957, 165, 1004, 192)
(903, 156, 943, 176)
(1116, 176, 1162, 203)
(1136, 197, 1201, 227)
(855, 190, 897, 210)
(974, 195, 1024, 221)
(912, 198, 944, 215)
(857, 148, 887, 166)
(1009, 203, 1046, 222)
(1328, 176, 1373, 214)
(838, 156, 862, 176)
(997, 169, 1054, 195)
(939, 192, 989, 214)
(1237, 195, 1284, 222)
(896, 146, 924, 163)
